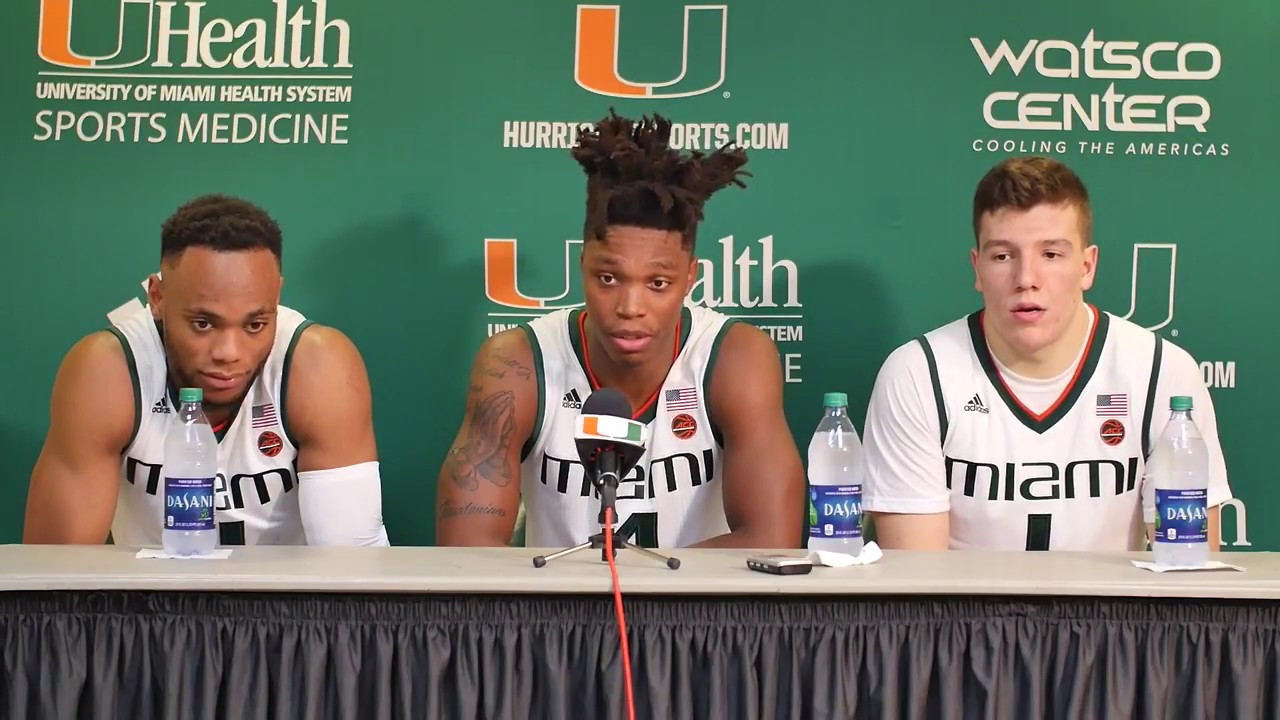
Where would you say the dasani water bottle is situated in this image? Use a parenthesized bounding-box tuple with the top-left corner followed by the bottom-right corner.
(162, 387, 219, 555)
(1150, 395, 1210, 568)
(807, 392, 864, 556)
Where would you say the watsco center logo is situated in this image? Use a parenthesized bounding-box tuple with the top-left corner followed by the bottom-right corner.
(33, 0, 354, 145)
(483, 235, 806, 383)
(502, 4, 789, 152)
(969, 31, 1230, 159)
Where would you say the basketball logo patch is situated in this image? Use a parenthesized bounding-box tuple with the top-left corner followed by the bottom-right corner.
(257, 430, 283, 457)
(1099, 419, 1125, 446)
(671, 413, 697, 440)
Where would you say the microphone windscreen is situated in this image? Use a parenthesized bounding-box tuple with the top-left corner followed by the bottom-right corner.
(581, 387, 632, 419)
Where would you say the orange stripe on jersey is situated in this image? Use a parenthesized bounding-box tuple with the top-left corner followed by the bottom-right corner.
(981, 305, 1099, 422)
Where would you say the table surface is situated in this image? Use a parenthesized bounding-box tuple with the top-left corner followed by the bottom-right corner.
(0, 544, 1276, 599)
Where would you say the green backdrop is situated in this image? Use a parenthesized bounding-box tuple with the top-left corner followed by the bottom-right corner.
(2, 0, 1269, 548)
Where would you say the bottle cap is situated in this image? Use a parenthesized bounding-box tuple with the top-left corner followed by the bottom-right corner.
(179, 387, 203, 403)
(823, 392, 848, 408)
(1170, 395, 1193, 411)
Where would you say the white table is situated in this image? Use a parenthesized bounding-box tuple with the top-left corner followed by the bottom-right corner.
(1, 545, 1274, 720)
(0, 544, 1275, 597)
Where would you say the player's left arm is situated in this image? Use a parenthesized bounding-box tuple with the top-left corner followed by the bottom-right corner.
(692, 323, 806, 548)
(1142, 341, 1230, 550)
(286, 325, 390, 546)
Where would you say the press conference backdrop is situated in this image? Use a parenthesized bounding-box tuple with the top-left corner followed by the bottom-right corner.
(1, 0, 1272, 549)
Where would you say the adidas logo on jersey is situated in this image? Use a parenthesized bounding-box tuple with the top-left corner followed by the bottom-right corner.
(561, 389, 583, 410)
(151, 399, 170, 414)
(963, 394, 989, 414)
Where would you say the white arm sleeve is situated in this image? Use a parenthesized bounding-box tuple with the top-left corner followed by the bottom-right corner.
(1141, 342, 1233, 523)
(860, 342, 951, 514)
(297, 461, 391, 546)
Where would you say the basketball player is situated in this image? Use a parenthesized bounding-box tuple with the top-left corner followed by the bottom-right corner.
(435, 111, 806, 549)
(861, 156, 1232, 551)
(24, 195, 390, 547)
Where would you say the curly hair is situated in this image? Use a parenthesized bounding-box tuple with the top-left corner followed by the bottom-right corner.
(571, 109, 749, 251)
(160, 194, 283, 265)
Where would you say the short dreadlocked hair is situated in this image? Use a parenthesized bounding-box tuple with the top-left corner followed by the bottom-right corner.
(571, 109, 749, 252)
(160, 194, 283, 266)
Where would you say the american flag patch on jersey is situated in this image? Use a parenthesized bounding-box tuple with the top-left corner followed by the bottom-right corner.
(251, 403, 278, 428)
(1096, 393, 1129, 416)
(665, 387, 699, 412)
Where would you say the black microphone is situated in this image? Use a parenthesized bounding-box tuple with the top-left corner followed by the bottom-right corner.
(531, 387, 678, 569)
(574, 388, 649, 524)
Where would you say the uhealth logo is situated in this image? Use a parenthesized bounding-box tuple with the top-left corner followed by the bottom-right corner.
(574, 4, 727, 98)
(37, 0, 352, 71)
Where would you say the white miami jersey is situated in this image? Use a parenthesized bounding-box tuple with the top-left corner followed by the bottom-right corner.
(860, 305, 1232, 551)
(519, 305, 737, 548)
(106, 299, 314, 547)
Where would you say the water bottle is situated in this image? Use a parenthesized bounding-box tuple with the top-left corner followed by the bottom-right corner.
(162, 387, 219, 555)
(1150, 395, 1210, 568)
(807, 392, 864, 556)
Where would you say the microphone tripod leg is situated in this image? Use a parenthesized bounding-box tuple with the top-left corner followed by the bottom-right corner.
(620, 541, 682, 570)
(532, 540, 595, 568)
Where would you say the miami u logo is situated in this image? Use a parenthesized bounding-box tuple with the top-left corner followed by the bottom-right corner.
(38, 0, 154, 69)
(1119, 243, 1176, 331)
(574, 4, 728, 98)
(483, 238, 584, 310)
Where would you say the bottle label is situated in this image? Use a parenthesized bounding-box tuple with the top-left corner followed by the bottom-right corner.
(808, 485, 862, 539)
(1154, 488, 1208, 544)
(164, 477, 216, 531)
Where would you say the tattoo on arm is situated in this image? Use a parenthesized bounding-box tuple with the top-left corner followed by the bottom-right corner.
(481, 350, 532, 381)
(438, 500, 508, 520)
(447, 390, 517, 490)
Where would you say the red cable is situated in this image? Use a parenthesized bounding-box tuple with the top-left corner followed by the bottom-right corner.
(604, 508, 636, 720)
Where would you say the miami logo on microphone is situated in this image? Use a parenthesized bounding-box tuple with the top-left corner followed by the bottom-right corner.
(575, 415, 647, 445)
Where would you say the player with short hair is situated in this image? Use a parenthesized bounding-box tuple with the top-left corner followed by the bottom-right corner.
(24, 194, 389, 547)
(861, 156, 1232, 551)
(435, 110, 806, 549)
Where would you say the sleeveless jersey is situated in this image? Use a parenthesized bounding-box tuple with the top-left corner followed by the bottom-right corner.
(106, 299, 313, 547)
(519, 305, 736, 548)
(861, 305, 1232, 551)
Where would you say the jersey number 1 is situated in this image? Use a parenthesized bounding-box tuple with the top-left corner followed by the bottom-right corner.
(218, 521, 245, 546)
(1025, 514, 1052, 551)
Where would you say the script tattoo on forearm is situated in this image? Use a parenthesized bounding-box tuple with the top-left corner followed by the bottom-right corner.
(480, 349, 532, 381)
(438, 500, 507, 520)
(447, 390, 516, 490)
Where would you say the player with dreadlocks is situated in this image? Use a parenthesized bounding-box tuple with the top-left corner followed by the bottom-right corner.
(436, 110, 805, 548)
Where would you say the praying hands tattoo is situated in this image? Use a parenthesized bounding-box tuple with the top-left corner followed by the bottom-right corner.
(447, 390, 516, 490)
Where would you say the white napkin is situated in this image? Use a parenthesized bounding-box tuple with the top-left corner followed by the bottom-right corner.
(807, 541, 883, 567)
(1130, 559, 1244, 573)
(135, 548, 234, 560)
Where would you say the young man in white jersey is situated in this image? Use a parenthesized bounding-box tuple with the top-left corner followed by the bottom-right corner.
(434, 110, 806, 549)
(861, 156, 1232, 551)
(24, 194, 390, 547)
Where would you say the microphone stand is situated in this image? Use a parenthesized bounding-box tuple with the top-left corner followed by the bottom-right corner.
(532, 454, 680, 569)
